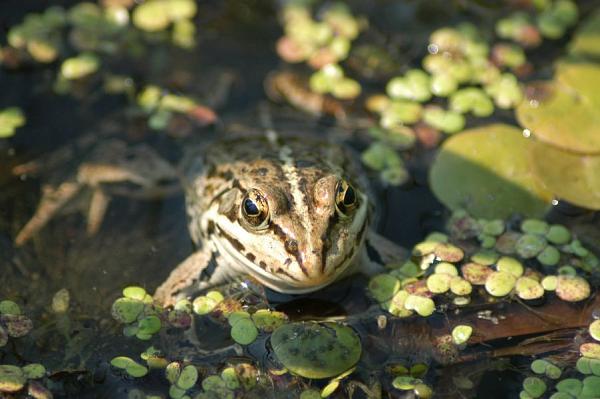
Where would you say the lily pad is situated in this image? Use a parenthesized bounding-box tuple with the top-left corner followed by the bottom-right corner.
(430, 124, 552, 218)
(270, 321, 361, 379)
(530, 140, 600, 210)
(516, 62, 600, 155)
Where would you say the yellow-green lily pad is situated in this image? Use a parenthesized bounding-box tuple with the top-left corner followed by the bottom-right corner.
(271, 321, 361, 379)
(516, 63, 600, 155)
(530, 140, 600, 210)
(430, 124, 552, 218)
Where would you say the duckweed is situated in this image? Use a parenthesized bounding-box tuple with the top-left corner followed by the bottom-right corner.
(496, 256, 524, 278)
(368, 274, 400, 302)
(422, 107, 465, 134)
(0, 301, 21, 316)
(485, 271, 517, 297)
(461, 262, 492, 285)
(515, 277, 544, 300)
(176, 365, 198, 390)
(546, 225, 571, 244)
(386, 70, 432, 102)
(471, 250, 499, 266)
(426, 274, 451, 294)
(450, 277, 472, 296)
(21, 364, 45, 380)
(555, 275, 590, 302)
(590, 320, 600, 341)
(251, 309, 288, 332)
(580, 343, 600, 360)
(404, 295, 435, 317)
(0, 108, 26, 138)
(230, 317, 258, 346)
(0, 365, 26, 393)
(110, 356, 148, 378)
(522, 376, 547, 398)
(451, 325, 473, 345)
(576, 357, 600, 375)
(516, 234, 547, 259)
(60, 53, 100, 80)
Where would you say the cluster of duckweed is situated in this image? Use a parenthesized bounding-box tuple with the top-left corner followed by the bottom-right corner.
(368, 21, 527, 139)
(225, 308, 287, 346)
(369, 209, 597, 320)
(110, 355, 150, 378)
(111, 286, 189, 341)
(497, 0, 578, 46)
(277, 1, 363, 100)
(136, 85, 213, 131)
(0, 107, 26, 138)
(0, 300, 33, 348)
(298, 367, 358, 398)
(309, 63, 361, 100)
(4, 1, 196, 64)
(183, 363, 262, 399)
(132, 0, 197, 43)
(360, 136, 410, 186)
(386, 362, 433, 399)
(520, 316, 600, 399)
(2, 0, 198, 105)
(0, 363, 50, 398)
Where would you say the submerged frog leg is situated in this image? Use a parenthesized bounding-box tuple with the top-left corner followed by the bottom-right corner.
(365, 229, 408, 266)
(15, 181, 82, 246)
(86, 188, 110, 235)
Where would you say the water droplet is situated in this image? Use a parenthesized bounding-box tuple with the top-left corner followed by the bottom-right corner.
(427, 44, 439, 54)
(551, 199, 559, 206)
(522, 129, 531, 138)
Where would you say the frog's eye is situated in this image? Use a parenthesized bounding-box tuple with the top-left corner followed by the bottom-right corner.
(241, 189, 270, 229)
(335, 180, 358, 216)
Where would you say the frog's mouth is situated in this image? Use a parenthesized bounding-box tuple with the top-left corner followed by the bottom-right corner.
(212, 233, 364, 294)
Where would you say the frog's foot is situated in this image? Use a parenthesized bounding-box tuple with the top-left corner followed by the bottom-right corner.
(14, 181, 82, 246)
(14, 140, 180, 246)
(154, 248, 215, 307)
(366, 230, 409, 269)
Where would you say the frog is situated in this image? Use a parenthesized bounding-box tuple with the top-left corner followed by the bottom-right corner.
(154, 130, 407, 306)
(13, 118, 405, 305)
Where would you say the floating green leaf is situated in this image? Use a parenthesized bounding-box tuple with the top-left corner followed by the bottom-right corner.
(271, 321, 361, 379)
(430, 124, 552, 218)
(517, 62, 600, 155)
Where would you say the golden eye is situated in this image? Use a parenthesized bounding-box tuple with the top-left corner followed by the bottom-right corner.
(241, 189, 270, 229)
(335, 180, 358, 216)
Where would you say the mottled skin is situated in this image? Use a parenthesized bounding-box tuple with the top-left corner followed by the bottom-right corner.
(155, 135, 406, 305)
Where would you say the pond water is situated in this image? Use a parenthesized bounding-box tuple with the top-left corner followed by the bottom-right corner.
(1, 1, 600, 398)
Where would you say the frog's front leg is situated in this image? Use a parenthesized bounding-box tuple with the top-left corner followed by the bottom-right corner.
(154, 247, 237, 306)
(362, 229, 409, 275)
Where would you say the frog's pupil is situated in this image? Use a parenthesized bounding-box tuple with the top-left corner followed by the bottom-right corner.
(244, 198, 259, 216)
(344, 186, 356, 205)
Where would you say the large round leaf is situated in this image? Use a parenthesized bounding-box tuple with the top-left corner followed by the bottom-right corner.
(430, 124, 552, 218)
(271, 321, 361, 379)
(531, 141, 600, 210)
(516, 62, 600, 155)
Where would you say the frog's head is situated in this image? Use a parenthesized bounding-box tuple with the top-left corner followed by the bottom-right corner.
(202, 161, 370, 293)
